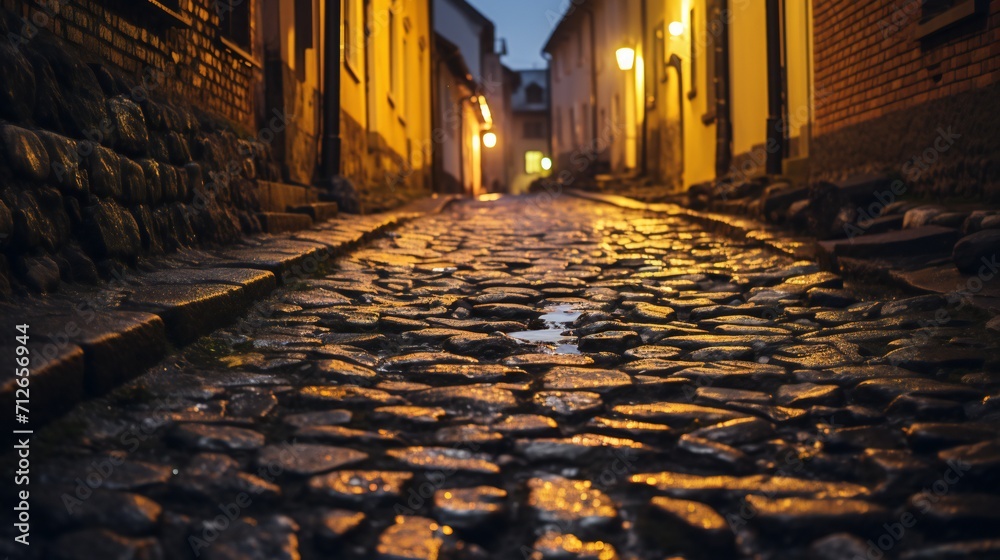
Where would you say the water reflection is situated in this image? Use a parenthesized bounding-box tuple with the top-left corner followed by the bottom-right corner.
(510, 304, 582, 354)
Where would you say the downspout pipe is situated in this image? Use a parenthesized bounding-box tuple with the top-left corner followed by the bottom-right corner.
(322, 0, 342, 181)
(589, 10, 598, 157)
(667, 54, 684, 176)
(765, 0, 785, 176)
(640, 0, 648, 176)
(715, 0, 732, 178)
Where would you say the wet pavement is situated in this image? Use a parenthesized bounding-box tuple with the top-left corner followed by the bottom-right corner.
(12, 195, 1000, 559)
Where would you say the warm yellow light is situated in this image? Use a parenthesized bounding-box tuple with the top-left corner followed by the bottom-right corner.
(616, 47, 635, 71)
(482, 131, 497, 148)
(668, 21, 685, 37)
(541, 157, 552, 171)
(478, 96, 493, 126)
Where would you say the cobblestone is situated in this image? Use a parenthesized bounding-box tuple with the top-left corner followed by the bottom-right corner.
(16, 195, 1000, 559)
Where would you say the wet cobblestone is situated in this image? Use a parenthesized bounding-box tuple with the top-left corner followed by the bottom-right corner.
(15, 196, 1000, 559)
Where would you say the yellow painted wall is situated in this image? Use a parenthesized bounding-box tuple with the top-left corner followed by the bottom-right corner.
(784, 0, 814, 159)
(728, 0, 768, 161)
(682, 0, 718, 188)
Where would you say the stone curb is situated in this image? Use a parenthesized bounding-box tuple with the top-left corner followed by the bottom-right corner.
(567, 189, 1000, 315)
(0, 195, 460, 428)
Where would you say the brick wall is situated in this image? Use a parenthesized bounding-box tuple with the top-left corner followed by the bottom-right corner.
(3, 0, 259, 129)
(810, 0, 1000, 201)
(813, 0, 1000, 135)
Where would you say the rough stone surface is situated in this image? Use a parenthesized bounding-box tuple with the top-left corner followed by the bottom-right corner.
(19, 196, 1000, 559)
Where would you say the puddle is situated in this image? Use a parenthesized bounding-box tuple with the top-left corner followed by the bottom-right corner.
(509, 304, 582, 354)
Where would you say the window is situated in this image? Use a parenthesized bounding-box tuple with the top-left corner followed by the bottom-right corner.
(389, 9, 398, 102)
(703, 0, 722, 123)
(916, 0, 988, 39)
(568, 107, 576, 145)
(525, 83, 544, 104)
(525, 151, 544, 174)
(688, 10, 697, 99)
(523, 120, 545, 139)
(400, 35, 408, 120)
(294, 0, 312, 81)
(217, 0, 251, 51)
(555, 108, 562, 144)
(344, 0, 363, 71)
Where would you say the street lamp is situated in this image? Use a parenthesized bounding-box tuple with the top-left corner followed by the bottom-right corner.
(482, 131, 497, 149)
(668, 21, 685, 37)
(616, 47, 635, 71)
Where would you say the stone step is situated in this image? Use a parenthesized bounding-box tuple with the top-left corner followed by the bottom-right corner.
(257, 212, 314, 234)
(256, 180, 319, 212)
(289, 202, 339, 222)
(816, 226, 961, 269)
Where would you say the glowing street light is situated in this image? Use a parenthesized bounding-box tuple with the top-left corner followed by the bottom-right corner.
(668, 21, 685, 37)
(616, 47, 635, 71)
(482, 131, 497, 149)
(541, 157, 552, 171)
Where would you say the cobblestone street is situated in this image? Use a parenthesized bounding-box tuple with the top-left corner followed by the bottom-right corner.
(17, 195, 1000, 560)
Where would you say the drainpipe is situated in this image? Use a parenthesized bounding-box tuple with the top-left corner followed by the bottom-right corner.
(321, 0, 343, 181)
(715, 0, 732, 178)
(765, 0, 784, 176)
(589, 10, 598, 157)
(640, 0, 648, 176)
(667, 54, 684, 177)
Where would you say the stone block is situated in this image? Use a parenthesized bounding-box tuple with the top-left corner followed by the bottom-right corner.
(122, 283, 246, 344)
(0, 124, 50, 182)
(0, 338, 84, 428)
(88, 145, 122, 199)
(817, 226, 961, 269)
(119, 156, 147, 204)
(37, 131, 88, 194)
(140, 267, 277, 305)
(0, 43, 36, 122)
(257, 212, 313, 234)
(289, 202, 339, 222)
(28, 311, 167, 395)
(83, 200, 142, 260)
(106, 95, 149, 155)
(953, 230, 1000, 275)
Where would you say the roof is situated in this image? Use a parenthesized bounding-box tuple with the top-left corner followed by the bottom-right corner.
(541, 0, 592, 55)
(435, 32, 479, 91)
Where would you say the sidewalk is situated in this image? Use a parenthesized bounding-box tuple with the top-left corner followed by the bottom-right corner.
(0, 196, 457, 427)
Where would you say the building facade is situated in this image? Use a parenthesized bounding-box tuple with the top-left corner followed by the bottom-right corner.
(509, 69, 552, 194)
(0, 0, 433, 297)
(431, 0, 510, 197)
(545, 0, 1000, 202)
(265, 0, 433, 211)
(544, 0, 644, 179)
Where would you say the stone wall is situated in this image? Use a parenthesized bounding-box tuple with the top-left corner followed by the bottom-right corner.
(0, 7, 278, 298)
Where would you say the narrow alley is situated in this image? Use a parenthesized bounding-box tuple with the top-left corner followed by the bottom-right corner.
(17, 195, 999, 560)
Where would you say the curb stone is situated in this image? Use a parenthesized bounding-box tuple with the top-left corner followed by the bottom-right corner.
(0, 195, 460, 428)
